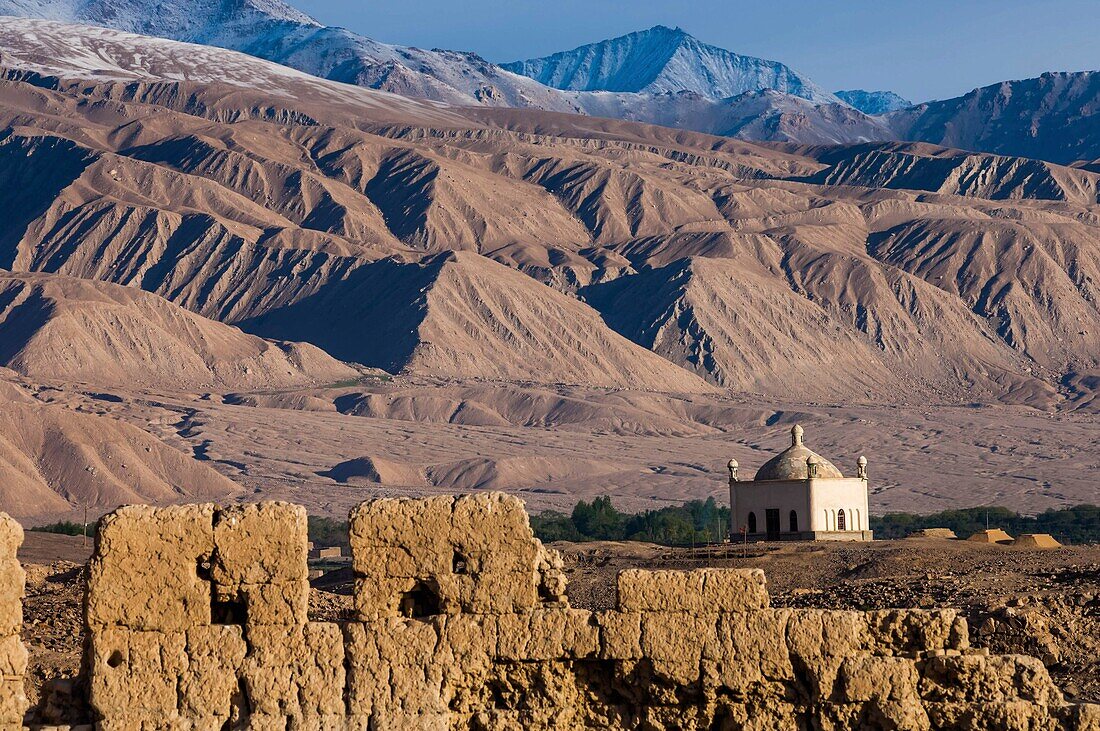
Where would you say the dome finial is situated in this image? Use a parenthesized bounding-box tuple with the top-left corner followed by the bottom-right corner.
(857, 455, 868, 479)
(791, 424, 804, 446)
(727, 459, 739, 482)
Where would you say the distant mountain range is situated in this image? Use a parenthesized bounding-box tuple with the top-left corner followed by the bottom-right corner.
(0, 0, 1097, 162)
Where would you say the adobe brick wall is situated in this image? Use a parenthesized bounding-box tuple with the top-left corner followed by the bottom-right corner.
(2, 497, 1099, 729)
(0, 513, 26, 727)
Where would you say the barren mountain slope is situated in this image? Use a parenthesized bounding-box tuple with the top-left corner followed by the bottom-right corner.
(0, 380, 240, 519)
(796, 143, 1100, 205)
(241, 251, 715, 392)
(326, 382, 734, 436)
(581, 249, 1050, 404)
(0, 21, 1097, 406)
(0, 271, 357, 389)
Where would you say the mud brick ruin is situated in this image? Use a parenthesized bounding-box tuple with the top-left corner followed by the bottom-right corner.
(1, 493, 1099, 729)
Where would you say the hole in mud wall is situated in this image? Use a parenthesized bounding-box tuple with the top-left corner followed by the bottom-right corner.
(106, 650, 125, 669)
(399, 580, 442, 618)
(306, 515, 355, 623)
(211, 595, 248, 626)
(452, 550, 468, 575)
(487, 678, 512, 710)
(573, 659, 635, 710)
(198, 555, 249, 625)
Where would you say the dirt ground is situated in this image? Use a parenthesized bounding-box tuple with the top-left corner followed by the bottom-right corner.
(15, 379, 1100, 528)
(15, 532, 1100, 722)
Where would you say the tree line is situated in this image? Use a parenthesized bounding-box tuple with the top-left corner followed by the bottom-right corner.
(870, 504, 1099, 543)
(25, 502, 1099, 546)
(531, 497, 730, 546)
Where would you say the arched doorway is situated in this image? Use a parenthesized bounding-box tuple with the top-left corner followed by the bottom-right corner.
(789, 510, 798, 533)
(837, 509, 846, 531)
(747, 512, 757, 534)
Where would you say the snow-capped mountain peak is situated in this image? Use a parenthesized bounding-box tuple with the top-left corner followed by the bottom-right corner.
(502, 25, 841, 105)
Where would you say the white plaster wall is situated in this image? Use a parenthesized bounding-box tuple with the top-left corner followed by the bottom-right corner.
(730, 480, 811, 535)
(808, 478, 869, 531)
(730, 477, 869, 536)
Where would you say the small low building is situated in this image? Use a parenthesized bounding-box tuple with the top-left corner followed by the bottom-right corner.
(310, 545, 343, 560)
(906, 528, 958, 539)
(967, 528, 1014, 544)
(728, 425, 872, 541)
(1013, 533, 1062, 549)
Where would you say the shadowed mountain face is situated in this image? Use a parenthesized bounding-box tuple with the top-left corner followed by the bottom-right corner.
(884, 72, 1100, 165)
(0, 19, 1098, 408)
(0, 271, 357, 389)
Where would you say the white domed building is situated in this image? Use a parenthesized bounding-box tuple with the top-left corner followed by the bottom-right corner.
(728, 425, 872, 541)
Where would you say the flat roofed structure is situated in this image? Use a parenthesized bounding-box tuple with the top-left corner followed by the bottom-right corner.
(729, 425, 872, 542)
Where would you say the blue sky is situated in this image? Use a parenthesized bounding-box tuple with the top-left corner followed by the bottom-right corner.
(291, 0, 1099, 102)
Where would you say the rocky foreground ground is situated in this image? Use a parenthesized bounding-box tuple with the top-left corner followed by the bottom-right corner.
(17, 532, 1100, 713)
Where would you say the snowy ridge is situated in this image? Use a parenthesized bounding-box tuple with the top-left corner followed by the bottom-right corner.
(0, 0, 319, 37)
(503, 26, 840, 105)
(836, 90, 913, 115)
(0, 0, 585, 111)
(0, 17, 463, 122)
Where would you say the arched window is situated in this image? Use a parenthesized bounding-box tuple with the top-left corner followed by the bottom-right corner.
(837, 509, 846, 531)
(789, 510, 798, 533)
(747, 512, 757, 534)
(853, 509, 861, 530)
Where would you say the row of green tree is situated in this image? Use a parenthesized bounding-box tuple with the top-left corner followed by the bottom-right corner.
(530, 498, 1100, 546)
(870, 504, 1100, 543)
(531, 497, 730, 546)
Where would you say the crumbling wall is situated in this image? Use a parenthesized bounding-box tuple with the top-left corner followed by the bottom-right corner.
(0, 514, 27, 727)
(4, 496, 1100, 729)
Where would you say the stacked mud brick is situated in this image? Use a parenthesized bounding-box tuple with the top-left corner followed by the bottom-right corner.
(0, 515, 26, 728)
(82, 502, 344, 729)
(6, 495, 1100, 729)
